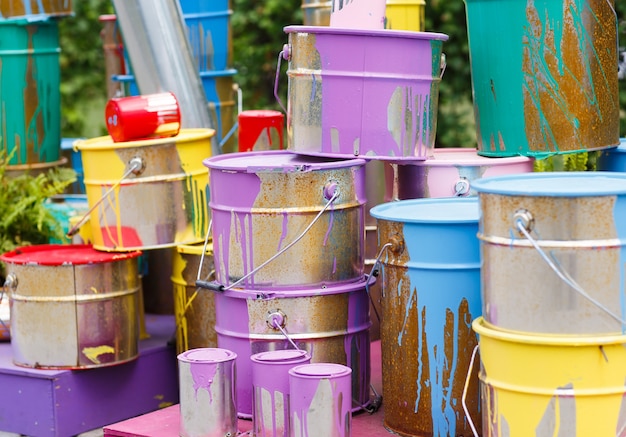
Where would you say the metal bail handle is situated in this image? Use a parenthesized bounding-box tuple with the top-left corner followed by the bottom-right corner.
(267, 311, 301, 351)
(462, 344, 480, 437)
(66, 156, 145, 238)
(273, 44, 290, 114)
(0, 274, 17, 332)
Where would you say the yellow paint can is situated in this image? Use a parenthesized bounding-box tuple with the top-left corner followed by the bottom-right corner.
(385, 0, 426, 32)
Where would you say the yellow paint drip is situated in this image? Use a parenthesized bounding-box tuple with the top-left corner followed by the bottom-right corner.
(82, 345, 116, 364)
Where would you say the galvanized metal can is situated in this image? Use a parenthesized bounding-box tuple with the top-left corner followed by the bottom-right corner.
(473, 172, 626, 335)
(0, 244, 141, 369)
(301, 0, 331, 26)
(251, 349, 311, 437)
(178, 348, 238, 437)
(288, 363, 352, 437)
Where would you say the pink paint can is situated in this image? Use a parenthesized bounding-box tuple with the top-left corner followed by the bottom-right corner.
(251, 349, 312, 437)
(288, 363, 352, 437)
(178, 348, 238, 437)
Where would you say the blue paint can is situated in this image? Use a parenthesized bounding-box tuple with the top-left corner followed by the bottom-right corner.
(597, 139, 626, 172)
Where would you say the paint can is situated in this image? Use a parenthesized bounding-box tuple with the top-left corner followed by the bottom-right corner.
(74, 128, 213, 251)
(99, 14, 126, 99)
(178, 348, 238, 437)
(171, 242, 217, 354)
(597, 138, 626, 172)
(463, 0, 619, 157)
(385, 0, 426, 31)
(301, 0, 331, 26)
(0, 17, 61, 167)
(214, 277, 372, 418)
(0, 289, 9, 341)
(237, 110, 285, 153)
(43, 194, 89, 244)
(370, 198, 482, 437)
(329, 0, 387, 29)
(60, 138, 86, 194)
(0, 0, 73, 18)
(251, 349, 312, 437)
(282, 26, 448, 161)
(473, 317, 626, 436)
(204, 150, 366, 289)
(0, 244, 141, 369)
(288, 363, 352, 437)
(472, 172, 626, 335)
(394, 147, 534, 199)
(105, 92, 181, 143)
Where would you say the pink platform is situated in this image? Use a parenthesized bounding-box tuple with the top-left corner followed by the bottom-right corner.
(104, 340, 390, 437)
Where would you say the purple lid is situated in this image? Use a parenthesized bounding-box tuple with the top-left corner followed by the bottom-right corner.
(289, 363, 352, 378)
(283, 25, 449, 42)
(251, 349, 310, 364)
(177, 348, 236, 364)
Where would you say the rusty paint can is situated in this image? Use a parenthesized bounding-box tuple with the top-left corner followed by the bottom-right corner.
(99, 14, 126, 99)
(178, 348, 238, 437)
(301, 0, 331, 26)
(288, 363, 352, 437)
(204, 150, 366, 290)
(0, 244, 141, 369)
(0, 0, 73, 18)
(214, 276, 372, 418)
(370, 198, 482, 437)
(251, 349, 311, 437)
(171, 241, 217, 355)
(74, 128, 213, 251)
(473, 172, 626, 335)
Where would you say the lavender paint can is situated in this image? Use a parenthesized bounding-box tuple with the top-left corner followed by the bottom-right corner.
(251, 349, 312, 437)
(288, 363, 352, 437)
(283, 25, 448, 161)
(178, 348, 238, 437)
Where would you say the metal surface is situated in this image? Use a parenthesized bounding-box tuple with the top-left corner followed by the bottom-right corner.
(75, 129, 213, 251)
(301, 0, 331, 25)
(370, 198, 482, 437)
(204, 151, 366, 289)
(111, 0, 219, 156)
(99, 14, 126, 99)
(214, 278, 372, 418)
(1, 245, 141, 369)
(0, 0, 72, 18)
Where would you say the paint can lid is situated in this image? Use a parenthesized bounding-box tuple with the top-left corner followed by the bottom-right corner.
(0, 244, 142, 265)
(418, 148, 532, 166)
(289, 363, 352, 379)
(370, 198, 479, 224)
(203, 150, 366, 172)
(178, 348, 237, 364)
(251, 349, 311, 364)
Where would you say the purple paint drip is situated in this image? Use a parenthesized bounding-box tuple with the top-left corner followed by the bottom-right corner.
(191, 361, 218, 403)
(322, 207, 334, 247)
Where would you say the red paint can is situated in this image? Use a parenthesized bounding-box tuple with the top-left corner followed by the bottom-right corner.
(238, 110, 284, 152)
(105, 92, 181, 143)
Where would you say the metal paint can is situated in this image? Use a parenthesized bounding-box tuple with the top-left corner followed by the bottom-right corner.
(283, 25, 448, 161)
(385, 0, 426, 31)
(301, 0, 331, 26)
(597, 138, 626, 172)
(0, 289, 9, 341)
(238, 110, 285, 153)
(178, 348, 238, 437)
(75, 128, 213, 251)
(0, 244, 141, 369)
(473, 317, 626, 437)
(370, 198, 482, 437)
(214, 276, 372, 418)
(288, 363, 352, 437)
(251, 349, 312, 437)
(0, 17, 61, 167)
(0, 0, 73, 18)
(473, 172, 626, 335)
(464, 0, 619, 157)
(99, 14, 126, 99)
(394, 147, 534, 199)
(171, 242, 217, 355)
(43, 194, 90, 244)
(204, 150, 366, 289)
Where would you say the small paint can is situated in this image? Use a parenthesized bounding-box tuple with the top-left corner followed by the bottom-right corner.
(238, 110, 284, 153)
(105, 92, 181, 143)
(178, 348, 238, 437)
(288, 363, 352, 437)
(251, 349, 312, 437)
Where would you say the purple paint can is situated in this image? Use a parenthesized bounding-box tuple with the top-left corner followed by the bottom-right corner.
(215, 275, 373, 418)
(178, 348, 238, 437)
(203, 150, 367, 289)
(288, 363, 352, 437)
(251, 349, 312, 437)
(283, 26, 448, 161)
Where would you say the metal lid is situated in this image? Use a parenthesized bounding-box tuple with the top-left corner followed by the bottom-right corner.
(251, 349, 310, 364)
(203, 150, 366, 172)
(283, 25, 448, 41)
(0, 244, 142, 265)
(289, 363, 352, 378)
(471, 172, 626, 197)
(178, 348, 237, 364)
(176, 241, 213, 256)
(415, 148, 532, 166)
(370, 198, 479, 224)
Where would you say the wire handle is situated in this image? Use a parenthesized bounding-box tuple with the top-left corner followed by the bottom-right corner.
(0, 274, 16, 334)
(66, 156, 145, 238)
(514, 210, 626, 329)
(273, 45, 289, 114)
(462, 344, 480, 437)
(267, 311, 301, 351)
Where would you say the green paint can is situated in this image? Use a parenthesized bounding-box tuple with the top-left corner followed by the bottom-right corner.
(464, 0, 619, 158)
(0, 17, 61, 167)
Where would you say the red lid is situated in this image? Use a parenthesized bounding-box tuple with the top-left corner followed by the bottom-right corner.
(0, 245, 142, 266)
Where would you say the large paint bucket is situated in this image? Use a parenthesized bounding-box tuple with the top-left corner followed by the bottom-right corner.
(395, 147, 534, 199)
(204, 151, 366, 289)
(283, 25, 448, 161)
(472, 172, 626, 335)
(214, 277, 372, 418)
(0, 0, 73, 18)
(473, 317, 626, 437)
(0, 244, 141, 369)
(0, 17, 62, 168)
(385, 0, 426, 31)
(75, 128, 213, 252)
(301, 0, 331, 26)
(171, 241, 217, 354)
(463, 0, 619, 158)
(370, 198, 482, 437)
(597, 138, 626, 172)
